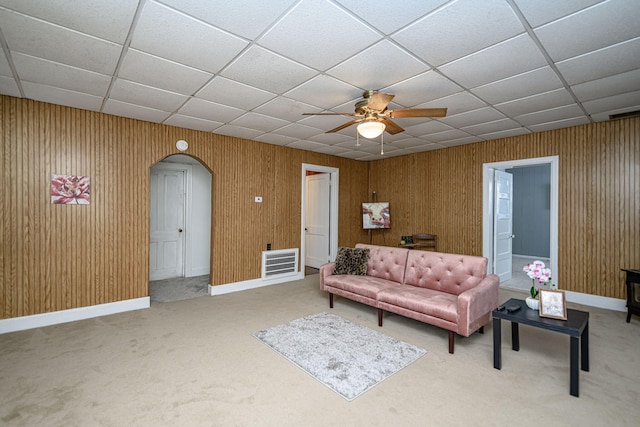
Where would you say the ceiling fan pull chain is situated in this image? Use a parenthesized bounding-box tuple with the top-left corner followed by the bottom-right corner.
(356, 131, 360, 147)
(380, 132, 384, 155)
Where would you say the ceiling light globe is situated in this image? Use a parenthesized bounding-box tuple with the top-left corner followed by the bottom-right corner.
(357, 121, 386, 139)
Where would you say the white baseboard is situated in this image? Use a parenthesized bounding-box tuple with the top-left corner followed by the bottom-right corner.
(0, 297, 150, 334)
(209, 271, 305, 296)
(565, 291, 626, 312)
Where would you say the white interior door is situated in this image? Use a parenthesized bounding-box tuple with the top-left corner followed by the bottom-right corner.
(305, 173, 330, 268)
(493, 170, 513, 282)
(150, 167, 185, 281)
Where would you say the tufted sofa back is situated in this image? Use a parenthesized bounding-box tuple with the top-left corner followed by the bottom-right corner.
(356, 243, 409, 284)
(404, 250, 488, 295)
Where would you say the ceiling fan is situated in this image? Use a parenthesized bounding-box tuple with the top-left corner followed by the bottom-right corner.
(303, 90, 447, 139)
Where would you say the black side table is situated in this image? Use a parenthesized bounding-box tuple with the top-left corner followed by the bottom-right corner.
(492, 298, 589, 397)
(622, 269, 640, 323)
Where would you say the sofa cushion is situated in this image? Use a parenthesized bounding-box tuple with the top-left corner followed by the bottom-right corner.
(377, 286, 458, 323)
(333, 247, 370, 275)
(324, 275, 399, 300)
(355, 244, 409, 284)
(404, 251, 488, 296)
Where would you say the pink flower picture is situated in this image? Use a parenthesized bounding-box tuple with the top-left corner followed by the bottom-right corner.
(51, 174, 90, 204)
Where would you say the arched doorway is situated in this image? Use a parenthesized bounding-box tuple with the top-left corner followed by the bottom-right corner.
(149, 154, 212, 303)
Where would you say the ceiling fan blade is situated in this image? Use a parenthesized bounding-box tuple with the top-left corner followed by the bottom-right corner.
(302, 112, 356, 116)
(380, 118, 404, 135)
(327, 118, 363, 133)
(367, 92, 395, 111)
(390, 108, 447, 118)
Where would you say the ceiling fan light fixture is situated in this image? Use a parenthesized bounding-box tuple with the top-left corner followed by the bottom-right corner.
(357, 121, 386, 138)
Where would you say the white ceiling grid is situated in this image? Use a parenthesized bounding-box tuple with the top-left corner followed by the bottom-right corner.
(0, 0, 638, 160)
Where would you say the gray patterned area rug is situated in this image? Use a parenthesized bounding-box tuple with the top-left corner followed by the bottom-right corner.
(253, 312, 427, 401)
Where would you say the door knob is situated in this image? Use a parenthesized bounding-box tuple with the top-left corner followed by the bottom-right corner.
(178, 228, 183, 233)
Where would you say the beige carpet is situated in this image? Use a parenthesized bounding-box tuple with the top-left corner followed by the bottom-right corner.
(1, 274, 639, 426)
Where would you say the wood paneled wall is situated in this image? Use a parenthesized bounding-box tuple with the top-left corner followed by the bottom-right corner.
(1, 95, 637, 319)
(369, 117, 639, 299)
(0, 96, 368, 319)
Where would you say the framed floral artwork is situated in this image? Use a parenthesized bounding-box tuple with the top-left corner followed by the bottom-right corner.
(51, 174, 90, 204)
(539, 289, 567, 320)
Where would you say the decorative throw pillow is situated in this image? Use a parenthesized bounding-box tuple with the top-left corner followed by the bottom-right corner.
(333, 247, 370, 275)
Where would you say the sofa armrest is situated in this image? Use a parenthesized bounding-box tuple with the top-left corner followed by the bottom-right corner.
(319, 262, 336, 291)
(457, 274, 500, 336)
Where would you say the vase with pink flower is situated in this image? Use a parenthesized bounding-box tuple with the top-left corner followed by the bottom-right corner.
(523, 260, 557, 309)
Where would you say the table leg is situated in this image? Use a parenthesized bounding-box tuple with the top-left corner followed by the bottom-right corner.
(511, 321, 519, 351)
(581, 322, 589, 372)
(570, 336, 579, 397)
(493, 317, 501, 369)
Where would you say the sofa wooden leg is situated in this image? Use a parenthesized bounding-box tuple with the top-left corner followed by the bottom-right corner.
(329, 293, 334, 308)
(448, 331, 455, 354)
(378, 308, 383, 327)
(479, 326, 484, 334)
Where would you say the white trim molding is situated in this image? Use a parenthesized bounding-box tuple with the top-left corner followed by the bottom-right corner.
(0, 297, 150, 334)
(208, 272, 304, 296)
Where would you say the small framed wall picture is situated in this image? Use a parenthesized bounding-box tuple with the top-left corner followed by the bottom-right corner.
(539, 289, 567, 320)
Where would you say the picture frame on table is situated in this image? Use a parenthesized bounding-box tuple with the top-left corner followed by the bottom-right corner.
(539, 289, 567, 320)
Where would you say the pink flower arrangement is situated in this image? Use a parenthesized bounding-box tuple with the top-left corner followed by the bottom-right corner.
(523, 260, 552, 298)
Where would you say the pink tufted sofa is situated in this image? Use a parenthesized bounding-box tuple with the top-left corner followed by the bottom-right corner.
(319, 244, 500, 353)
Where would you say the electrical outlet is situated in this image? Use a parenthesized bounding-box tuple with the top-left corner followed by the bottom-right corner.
(255, 196, 262, 203)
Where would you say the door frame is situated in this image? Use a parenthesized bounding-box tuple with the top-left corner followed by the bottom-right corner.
(482, 155, 558, 282)
(301, 164, 339, 273)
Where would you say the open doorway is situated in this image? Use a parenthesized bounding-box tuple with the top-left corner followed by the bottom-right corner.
(149, 154, 212, 303)
(301, 164, 339, 276)
(482, 156, 558, 291)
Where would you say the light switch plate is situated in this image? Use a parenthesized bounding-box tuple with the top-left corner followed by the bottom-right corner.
(255, 196, 262, 203)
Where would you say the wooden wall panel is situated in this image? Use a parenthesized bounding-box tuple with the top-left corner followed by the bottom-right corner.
(0, 96, 369, 318)
(370, 118, 640, 299)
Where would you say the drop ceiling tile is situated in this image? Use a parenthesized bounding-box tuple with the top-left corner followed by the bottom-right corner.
(131, 2, 248, 73)
(258, 0, 381, 71)
(253, 97, 321, 122)
(0, 76, 21, 97)
(462, 118, 522, 135)
(416, 91, 488, 117)
(390, 137, 436, 150)
(313, 145, 351, 155)
(299, 113, 353, 132)
(438, 136, 483, 147)
(440, 107, 505, 128)
(305, 132, 352, 145)
(254, 133, 299, 146)
(22, 81, 102, 111)
(103, 99, 171, 123)
(276, 123, 326, 139)
(494, 88, 576, 117)
(178, 98, 245, 122)
(327, 40, 428, 89)
(527, 116, 590, 132)
(385, 71, 463, 107)
(12, 53, 111, 97)
(515, 104, 586, 126)
(402, 120, 453, 137)
(287, 140, 330, 151)
(478, 127, 532, 141)
(220, 46, 316, 94)
(512, 0, 603, 28)
(572, 69, 640, 102)
(163, 114, 222, 133)
(582, 90, 640, 115)
(118, 49, 212, 95)
(197, 77, 276, 110)
(160, 0, 297, 39)
(392, 0, 524, 66)
(0, 0, 139, 43)
(0, 9, 121, 74)
(425, 129, 475, 143)
(284, 75, 360, 110)
(0, 52, 13, 76)
(230, 112, 290, 133)
(440, 34, 548, 89)
(408, 143, 446, 153)
(535, 0, 640, 62)
(471, 67, 564, 104)
(213, 125, 264, 140)
(335, 0, 448, 34)
(109, 79, 189, 112)
(556, 37, 640, 85)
